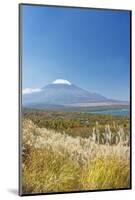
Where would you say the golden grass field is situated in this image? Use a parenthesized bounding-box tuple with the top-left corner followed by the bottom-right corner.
(21, 117, 130, 194)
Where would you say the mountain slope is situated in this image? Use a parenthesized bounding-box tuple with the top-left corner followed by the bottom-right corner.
(23, 81, 107, 105)
(22, 79, 128, 109)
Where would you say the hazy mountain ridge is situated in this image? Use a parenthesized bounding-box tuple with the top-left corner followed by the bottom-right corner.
(23, 80, 129, 109)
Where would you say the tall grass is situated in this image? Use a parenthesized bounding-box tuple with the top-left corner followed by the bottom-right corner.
(22, 119, 130, 194)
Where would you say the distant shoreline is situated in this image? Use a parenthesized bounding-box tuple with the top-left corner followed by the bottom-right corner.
(63, 101, 129, 107)
(23, 104, 130, 117)
(88, 108, 129, 117)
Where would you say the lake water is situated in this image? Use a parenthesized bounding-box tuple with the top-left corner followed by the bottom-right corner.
(89, 108, 130, 116)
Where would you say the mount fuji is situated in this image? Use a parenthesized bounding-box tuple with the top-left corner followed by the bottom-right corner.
(22, 79, 128, 110)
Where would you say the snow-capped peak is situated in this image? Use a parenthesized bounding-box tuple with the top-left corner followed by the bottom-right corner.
(52, 79, 72, 85)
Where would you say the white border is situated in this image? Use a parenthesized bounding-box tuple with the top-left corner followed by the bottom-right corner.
(0, 0, 134, 199)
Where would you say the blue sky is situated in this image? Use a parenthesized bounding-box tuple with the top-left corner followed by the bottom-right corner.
(22, 5, 130, 101)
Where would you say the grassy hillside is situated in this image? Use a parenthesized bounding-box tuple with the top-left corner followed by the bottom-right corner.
(21, 111, 130, 194)
(23, 110, 130, 141)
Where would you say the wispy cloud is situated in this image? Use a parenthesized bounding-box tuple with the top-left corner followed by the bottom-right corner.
(23, 88, 42, 95)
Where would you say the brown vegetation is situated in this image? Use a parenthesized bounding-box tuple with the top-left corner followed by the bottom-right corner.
(21, 116, 130, 194)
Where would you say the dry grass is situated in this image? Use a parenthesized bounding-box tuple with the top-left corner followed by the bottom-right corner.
(21, 119, 130, 194)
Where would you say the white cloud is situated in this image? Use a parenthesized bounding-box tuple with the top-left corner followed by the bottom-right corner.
(22, 88, 42, 94)
(52, 79, 72, 85)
